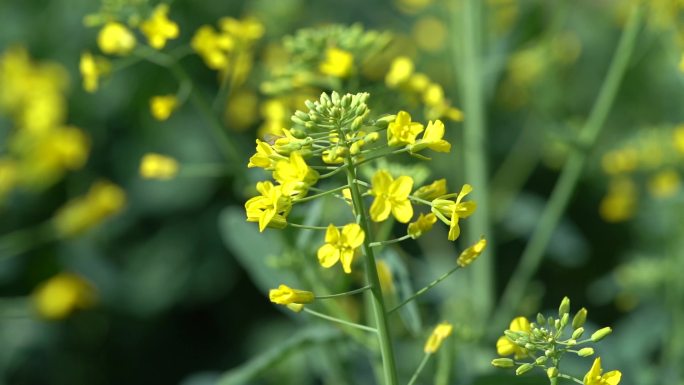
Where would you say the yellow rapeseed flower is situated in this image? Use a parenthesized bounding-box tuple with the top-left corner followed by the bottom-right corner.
(413, 178, 447, 201)
(647, 169, 680, 198)
(219, 17, 265, 43)
(139, 153, 179, 180)
(150, 95, 178, 121)
(407, 213, 437, 239)
(79, 52, 110, 93)
(32, 273, 96, 320)
(97, 22, 136, 56)
(599, 177, 636, 223)
(370, 170, 414, 223)
(317, 223, 365, 274)
(269, 284, 314, 305)
(431, 184, 477, 241)
(385, 56, 414, 87)
(496, 316, 530, 359)
(140, 4, 180, 50)
(273, 151, 319, 198)
(248, 139, 286, 170)
(387, 111, 424, 147)
(53, 180, 126, 237)
(245, 181, 292, 231)
(191, 25, 234, 70)
(410, 119, 451, 153)
(319, 47, 354, 78)
(424, 322, 453, 354)
(457, 237, 487, 267)
(583, 358, 621, 385)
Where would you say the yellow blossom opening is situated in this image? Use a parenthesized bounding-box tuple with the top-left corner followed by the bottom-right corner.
(413, 178, 447, 201)
(32, 273, 96, 320)
(191, 25, 234, 70)
(387, 111, 424, 147)
(273, 151, 319, 198)
(386, 56, 414, 87)
(317, 223, 365, 274)
(410, 119, 451, 153)
(407, 213, 437, 239)
(245, 181, 292, 232)
(457, 237, 487, 267)
(583, 358, 622, 385)
(269, 284, 315, 305)
(370, 170, 414, 223)
(424, 322, 453, 353)
(496, 316, 530, 359)
(79, 52, 110, 93)
(97, 22, 136, 56)
(150, 95, 178, 121)
(248, 139, 286, 170)
(139, 153, 179, 180)
(140, 4, 180, 50)
(319, 47, 354, 78)
(431, 184, 477, 241)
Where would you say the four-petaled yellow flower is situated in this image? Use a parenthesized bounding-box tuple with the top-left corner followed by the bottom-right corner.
(370, 170, 414, 223)
(407, 213, 437, 239)
(457, 237, 487, 267)
(32, 273, 96, 320)
(98, 22, 136, 56)
(387, 111, 424, 147)
(431, 184, 476, 241)
(248, 139, 286, 170)
(269, 284, 314, 305)
(139, 153, 179, 180)
(317, 223, 365, 274)
(410, 119, 451, 153)
(245, 181, 292, 231)
(424, 322, 453, 354)
(140, 4, 180, 50)
(414, 178, 447, 201)
(273, 151, 319, 198)
(150, 95, 178, 121)
(385, 56, 414, 87)
(319, 47, 354, 78)
(496, 316, 531, 359)
(583, 358, 621, 385)
(79, 52, 110, 93)
(191, 25, 234, 70)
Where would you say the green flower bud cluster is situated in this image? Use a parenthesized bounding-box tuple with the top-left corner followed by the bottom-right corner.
(292, 92, 370, 134)
(492, 296, 615, 384)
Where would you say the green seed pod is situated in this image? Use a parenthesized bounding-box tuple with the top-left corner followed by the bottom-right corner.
(577, 347, 595, 357)
(573, 308, 588, 330)
(559, 296, 571, 317)
(591, 327, 612, 342)
(491, 358, 515, 368)
(572, 327, 585, 340)
(547, 367, 559, 379)
(516, 363, 534, 376)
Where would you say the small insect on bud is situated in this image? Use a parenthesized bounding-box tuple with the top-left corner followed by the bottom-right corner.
(572, 327, 585, 340)
(573, 307, 588, 330)
(547, 367, 559, 379)
(559, 296, 571, 317)
(577, 347, 595, 357)
(591, 327, 612, 342)
(516, 363, 534, 376)
(491, 358, 515, 368)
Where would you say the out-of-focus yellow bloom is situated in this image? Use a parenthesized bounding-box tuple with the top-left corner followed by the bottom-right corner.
(395, 0, 432, 14)
(496, 316, 530, 359)
(431, 184, 476, 241)
(53, 180, 126, 237)
(225, 88, 259, 130)
(269, 284, 314, 305)
(387, 111, 424, 147)
(386, 56, 414, 87)
(457, 238, 487, 267)
(408, 73, 430, 92)
(424, 322, 453, 353)
(647, 169, 680, 198)
(149, 95, 178, 121)
(376, 260, 395, 293)
(273, 151, 319, 198)
(414, 178, 447, 201)
(219, 17, 264, 43)
(407, 213, 437, 239)
(32, 273, 96, 320)
(370, 170, 414, 223)
(508, 46, 546, 87)
(245, 181, 292, 231)
(602, 148, 638, 175)
(248, 139, 285, 170)
(191, 25, 234, 70)
(79, 52, 110, 93)
(412, 17, 447, 53)
(258, 99, 289, 139)
(423, 83, 445, 107)
(0, 159, 18, 200)
(97, 22, 136, 55)
(600, 177, 636, 223)
(273, 128, 313, 156)
(410, 119, 451, 153)
(139, 153, 179, 180)
(319, 47, 354, 78)
(583, 358, 621, 385)
(673, 125, 684, 155)
(317, 223, 365, 274)
(140, 4, 179, 49)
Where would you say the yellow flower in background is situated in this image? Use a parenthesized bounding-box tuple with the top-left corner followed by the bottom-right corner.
(412, 17, 447, 53)
(370, 170, 414, 223)
(248, 139, 285, 170)
(410, 119, 451, 153)
(457, 237, 487, 267)
(496, 316, 530, 359)
(191, 25, 234, 70)
(424, 322, 453, 354)
(600, 177, 636, 223)
(79, 52, 110, 93)
(273, 151, 319, 198)
(140, 4, 180, 49)
(245, 181, 292, 231)
(32, 273, 96, 320)
(97, 22, 136, 55)
(583, 358, 621, 385)
(54, 180, 126, 237)
(431, 184, 477, 241)
(269, 284, 314, 305)
(407, 213, 437, 239)
(317, 223, 365, 274)
(387, 111, 424, 147)
(648, 169, 681, 198)
(413, 178, 447, 201)
(395, 0, 432, 14)
(219, 17, 265, 43)
(320, 47, 354, 78)
(385, 56, 414, 87)
(601, 148, 638, 175)
(150, 95, 178, 121)
(139, 153, 179, 180)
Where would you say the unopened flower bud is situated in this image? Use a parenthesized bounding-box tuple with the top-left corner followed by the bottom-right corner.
(559, 296, 571, 317)
(591, 327, 612, 342)
(566, 339, 577, 346)
(535, 356, 548, 365)
(516, 363, 534, 376)
(491, 358, 515, 368)
(537, 313, 546, 326)
(547, 367, 559, 379)
(577, 347, 594, 357)
(560, 313, 569, 328)
(573, 308, 587, 329)
(572, 327, 585, 340)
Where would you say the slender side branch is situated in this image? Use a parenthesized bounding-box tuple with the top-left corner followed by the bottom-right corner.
(387, 265, 461, 314)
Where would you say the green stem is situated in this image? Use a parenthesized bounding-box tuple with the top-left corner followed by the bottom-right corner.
(558, 374, 583, 384)
(407, 353, 432, 385)
(387, 265, 461, 314)
(458, 0, 494, 322)
(490, 4, 644, 333)
(303, 308, 378, 333)
(294, 185, 348, 204)
(315, 285, 372, 299)
(369, 235, 412, 247)
(288, 223, 339, 231)
(344, 156, 399, 385)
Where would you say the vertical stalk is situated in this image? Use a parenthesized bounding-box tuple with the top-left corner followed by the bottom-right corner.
(343, 155, 398, 385)
(490, 4, 644, 333)
(458, 0, 494, 321)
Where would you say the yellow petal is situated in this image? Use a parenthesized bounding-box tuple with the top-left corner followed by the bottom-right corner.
(392, 199, 414, 223)
(496, 336, 515, 356)
(370, 196, 392, 222)
(372, 170, 393, 194)
(603, 370, 622, 385)
(389, 176, 414, 199)
(342, 223, 365, 249)
(456, 184, 473, 203)
(340, 249, 354, 274)
(325, 224, 340, 243)
(510, 316, 530, 332)
(317, 244, 340, 268)
(447, 217, 460, 241)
